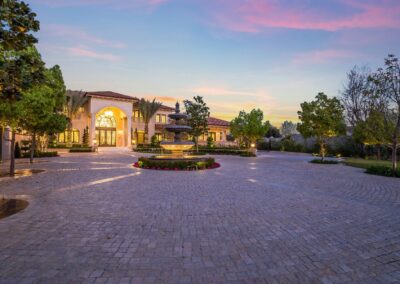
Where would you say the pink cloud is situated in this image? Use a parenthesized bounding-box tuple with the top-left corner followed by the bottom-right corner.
(211, 0, 400, 33)
(292, 49, 357, 64)
(31, 0, 167, 9)
(43, 25, 126, 49)
(67, 47, 121, 62)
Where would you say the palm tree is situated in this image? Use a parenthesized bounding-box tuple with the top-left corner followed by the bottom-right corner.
(138, 98, 162, 144)
(65, 90, 88, 145)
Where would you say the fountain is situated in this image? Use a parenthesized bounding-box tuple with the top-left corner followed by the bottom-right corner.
(159, 102, 195, 158)
(135, 102, 219, 170)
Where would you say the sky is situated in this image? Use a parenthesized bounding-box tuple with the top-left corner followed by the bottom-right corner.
(29, 0, 400, 125)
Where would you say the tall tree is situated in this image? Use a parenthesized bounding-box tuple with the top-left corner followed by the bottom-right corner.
(297, 93, 346, 161)
(138, 98, 162, 143)
(382, 54, 400, 173)
(65, 90, 88, 145)
(18, 66, 68, 163)
(230, 109, 269, 148)
(265, 121, 281, 138)
(280, 121, 298, 137)
(183, 96, 210, 152)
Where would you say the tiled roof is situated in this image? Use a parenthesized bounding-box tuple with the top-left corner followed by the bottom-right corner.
(86, 91, 138, 101)
(159, 105, 175, 111)
(207, 117, 230, 127)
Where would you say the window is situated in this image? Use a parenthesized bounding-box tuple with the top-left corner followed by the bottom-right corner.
(137, 131, 145, 144)
(156, 114, 167, 124)
(208, 132, 216, 141)
(155, 133, 163, 142)
(58, 130, 79, 143)
(96, 112, 116, 128)
(133, 110, 143, 122)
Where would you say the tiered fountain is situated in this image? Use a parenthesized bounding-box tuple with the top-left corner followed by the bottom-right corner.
(135, 102, 218, 170)
(158, 102, 195, 158)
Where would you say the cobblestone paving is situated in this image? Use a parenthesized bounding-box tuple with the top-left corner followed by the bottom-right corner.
(0, 150, 400, 283)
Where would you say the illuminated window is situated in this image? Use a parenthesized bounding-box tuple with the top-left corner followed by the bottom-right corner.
(156, 114, 167, 124)
(96, 111, 116, 128)
(155, 133, 163, 142)
(133, 110, 143, 122)
(209, 132, 216, 141)
(58, 129, 79, 143)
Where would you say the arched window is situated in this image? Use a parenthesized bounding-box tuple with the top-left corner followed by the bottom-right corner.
(96, 111, 117, 128)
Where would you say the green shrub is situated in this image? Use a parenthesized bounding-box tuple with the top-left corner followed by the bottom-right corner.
(257, 141, 270, 150)
(366, 165, 400, 178)
(22, 151, 58, 158)
(69, 147, 93, 153)
(14, 142, 21, 158)
(310, 159, 339, 164)
(207, 136, 214, 148)
(150, 135, 159, 147)
(137, 157, 216, 170)
(82, 127, 89, 147)
(240, 151, 256, 157)
(280, 139, 305, 153)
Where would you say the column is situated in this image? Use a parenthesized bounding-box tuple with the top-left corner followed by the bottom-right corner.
(126, 115, 132, 147)
(90, 113, 96, 146)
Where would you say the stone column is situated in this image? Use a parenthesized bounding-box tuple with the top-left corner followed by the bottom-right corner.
(126, 115, 132, 147)
(90, 113, 96, 146)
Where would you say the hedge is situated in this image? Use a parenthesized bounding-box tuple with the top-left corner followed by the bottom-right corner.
(69, 147, 93, 153)
(21, 151, 58, 158)
(136, 157, 216, 170)
(365, 165, 400, 178)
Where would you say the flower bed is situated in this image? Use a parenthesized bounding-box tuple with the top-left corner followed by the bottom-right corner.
(134, 157, 220, 171)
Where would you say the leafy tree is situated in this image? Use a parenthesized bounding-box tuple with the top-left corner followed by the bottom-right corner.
(265, 121, 281, 138)
(138, 98, 162, 143)
(280, 121, 298, 137)
(18, 81, 68, 163)
(381, 54, 400, 173)
(65, 90, 88, 145)
(183, 96, 210, 152)
(230, 109, 269, 148)
(297, 93, 346, 161)
(0, 0, 40, 51)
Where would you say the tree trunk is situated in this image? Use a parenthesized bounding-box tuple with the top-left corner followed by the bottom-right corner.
(30, 133, 36, 164)
(195, 136, 199, 153)
(145, 123, 149, 144)
(10, 131, 16, 177)
(0, 126, 3, 163)
(320, 139, 325, 162)
(376, 144, 381, 161)
(393, 113, 400, 175)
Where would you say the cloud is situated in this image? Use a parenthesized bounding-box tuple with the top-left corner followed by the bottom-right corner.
(209, 0, 400, 33)
(31, 0, 167, 9)
(66, 47, 121, 62)
(42, 25, 126, 49)
(292, 49, 356, 65)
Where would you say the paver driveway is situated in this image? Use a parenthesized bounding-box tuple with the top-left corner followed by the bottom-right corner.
(0, 150, 400, 283)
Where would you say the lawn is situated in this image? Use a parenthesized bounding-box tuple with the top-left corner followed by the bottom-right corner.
(343, 158, 392, 169)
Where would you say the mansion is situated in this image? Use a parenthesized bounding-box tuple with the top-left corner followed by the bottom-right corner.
(0, 91, 231, 160)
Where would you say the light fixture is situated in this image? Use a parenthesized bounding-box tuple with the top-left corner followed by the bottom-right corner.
(250, 143, 255, 148)
(104, 110, 114, 117)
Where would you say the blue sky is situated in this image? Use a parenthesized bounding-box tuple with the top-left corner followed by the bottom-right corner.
(29, 0, 400, 125)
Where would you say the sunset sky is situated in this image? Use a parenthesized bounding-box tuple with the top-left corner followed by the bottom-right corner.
(30, 0, 400, 125)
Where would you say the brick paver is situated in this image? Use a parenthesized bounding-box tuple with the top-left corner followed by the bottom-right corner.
(0, 150, 399, 283)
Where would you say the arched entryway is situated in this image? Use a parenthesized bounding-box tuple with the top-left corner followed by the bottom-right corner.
(95, 107, 129, 147)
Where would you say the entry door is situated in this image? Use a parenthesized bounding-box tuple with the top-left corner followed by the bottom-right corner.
(96, 128, 116, 146)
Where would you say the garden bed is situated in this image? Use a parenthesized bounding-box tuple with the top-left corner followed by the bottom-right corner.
(134, 157, 219, 171)
(0, 199, 29, 219)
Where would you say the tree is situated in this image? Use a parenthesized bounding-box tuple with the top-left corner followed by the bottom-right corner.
(183, 96, 210, 152)
(82, 126, 89, 147)
(18, 68, 68, 163)
(280, 121, 298, 137)
(265, 121, 281, 138)
(230, 109, 269, 148)
(382, 54, 400, 173)
(65, 90, 88, 145)
(138, 98, 162, 144)
(297, 93, 346, 161)
(0, 0, 40, 51)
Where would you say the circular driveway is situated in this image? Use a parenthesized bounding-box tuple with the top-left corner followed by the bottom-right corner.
(0, 151, 399, 283)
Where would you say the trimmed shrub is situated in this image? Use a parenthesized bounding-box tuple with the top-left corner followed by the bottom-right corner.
(240, 151, 256, 157)
(310, 159, 339, 164)
(366, 165, 400, 178)
(137, 157, 216, 170)
(69, 147, 93, 153)
(22, 151, 58, 158)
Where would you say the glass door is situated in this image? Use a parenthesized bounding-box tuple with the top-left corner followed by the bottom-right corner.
(96, 128, 116, 146)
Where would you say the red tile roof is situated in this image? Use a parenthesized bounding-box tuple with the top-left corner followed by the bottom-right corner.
(159, 105, 175, 111)
(86, 91, 138, 101)
(207, 117, 230, 127)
